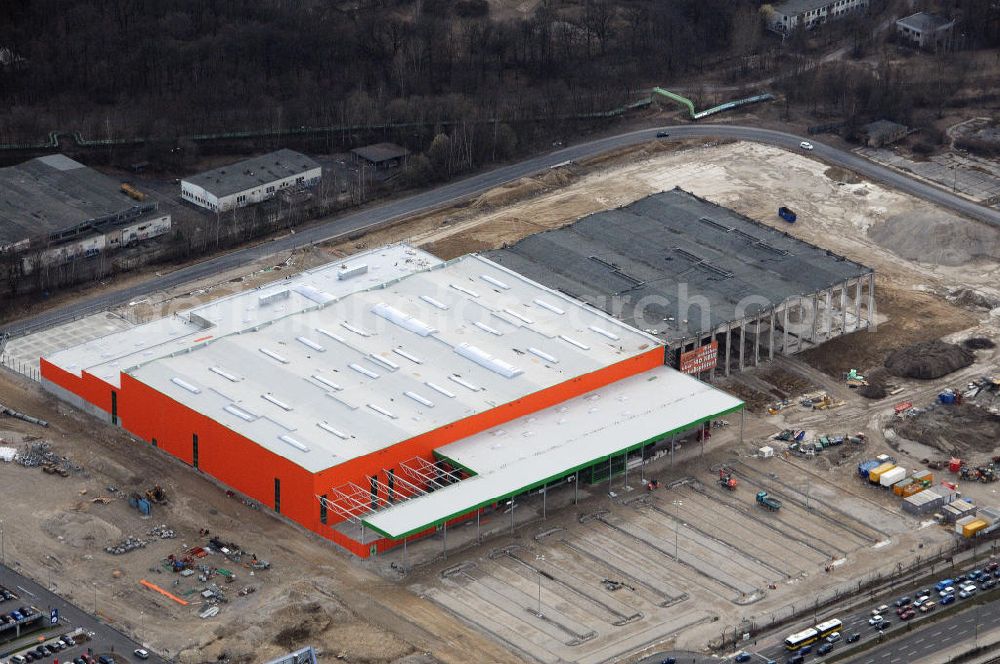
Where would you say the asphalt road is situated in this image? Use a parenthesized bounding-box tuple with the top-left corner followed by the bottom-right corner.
(849, 597, 1000, 664)
(5, 124, 1000, 338)
(0, 563, 166, 664)
(747, 559, 1000, 664)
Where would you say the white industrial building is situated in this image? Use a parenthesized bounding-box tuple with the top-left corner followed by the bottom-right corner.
(769, 0, 869, 33)
(0, 154, 171, 271)
(181, 149, 321, 212)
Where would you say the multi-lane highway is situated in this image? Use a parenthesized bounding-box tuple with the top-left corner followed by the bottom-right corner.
(5, 124, 1000, 338)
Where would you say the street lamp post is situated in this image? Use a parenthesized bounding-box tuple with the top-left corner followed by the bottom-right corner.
(672, 500, 684, 561)
(535, 555, 546, 617)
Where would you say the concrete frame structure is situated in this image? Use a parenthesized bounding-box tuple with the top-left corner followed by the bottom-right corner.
(181, 149, 321, 213)
(674, 271, 877, 377)
(895, 12, 956, 51)
(487, 189, 875, 377)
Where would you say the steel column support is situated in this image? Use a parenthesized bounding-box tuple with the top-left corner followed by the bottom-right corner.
(740, 409, 745, 444)
(855, 278, 863, 328)
(824, 289, 833, 338)
(738, 321, 745, 372)
(783, 304, 789, 355)
(810, 293, 819, 343)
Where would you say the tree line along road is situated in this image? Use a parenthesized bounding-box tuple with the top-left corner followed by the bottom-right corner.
(5, 124, 1000, 338)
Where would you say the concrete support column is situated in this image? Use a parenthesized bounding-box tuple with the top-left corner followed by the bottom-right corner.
(769, 308, 776, 361)
(840, 282, 848, 335)
(782, 304, 789, 355)
(855, 278, 863, 329)
(868, 273, 877, 331)
(824, 289, 833, 338)
(725, 324, 732, 377)
(738, 322, 745, 372)
(754, 316, 761, 366)
(810, 293, 820, 343)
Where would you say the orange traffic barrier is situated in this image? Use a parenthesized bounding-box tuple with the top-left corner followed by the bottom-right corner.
(140, 579, 189, 605)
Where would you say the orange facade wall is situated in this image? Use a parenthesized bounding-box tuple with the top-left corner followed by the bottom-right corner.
(40, 357, 117, 418)
(117, 372, 320, 536)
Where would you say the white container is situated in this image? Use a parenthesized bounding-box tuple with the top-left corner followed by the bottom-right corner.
(880, 466, 907, 487)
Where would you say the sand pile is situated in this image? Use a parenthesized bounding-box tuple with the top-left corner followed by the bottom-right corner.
(950, 288, 1000, 309)
(884, 340, 974, 379)
(870, 212, 1000, 266)
(41, 512, 122, 549)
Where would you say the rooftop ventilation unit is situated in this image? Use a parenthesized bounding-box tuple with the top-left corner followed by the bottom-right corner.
(404, 391, 435, 407)
(296, 336, 326, 352)
(316, 328, 346, 343)
(340, 322, 371, 337)
(698, 216, 732, 232)
(528, 347, 558, 363)
(455, 342, 522, 378)
(259, 347, 290, 364)
(480, 274, 511, 290)
(420, 295, 449, 310)
(450, 283, 480, 298)
(589, 325, 620, 340)
(449, 374, 481, 391)
(533, 298, 565, 315)
(371, 302, 437, 337)
(262, 393, 293, 411)
(311, 374, 342, 391)
(503, 308, 534, 324)
(559, 335, 590, 350)
(209, 366, 241, 382)
(425, 381, 456, 398)
(317, 421, 349, 439)
(171, 377, 201, 394)
(474, 321, 502, 336)
(368, 354, 400, 371)
(392, 348, 423, 364)
(224, 404, 256, 421)
(279, 435, 310, 452)
(349, 363, 379, 379)
(367, 403, 397, 419)
(337, 263, 368, 280)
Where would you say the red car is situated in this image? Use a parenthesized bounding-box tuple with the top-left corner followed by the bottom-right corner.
(900, 609, 916, 620)
(896, 605, 912, 616)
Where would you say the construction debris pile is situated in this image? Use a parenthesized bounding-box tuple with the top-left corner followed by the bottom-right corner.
(775, 429, 865, 456)
(15, 440, 80, 475)
(884, 340, 974, 380)
(105, 536, 148, 555)
(893, 376, 1000, 455)
(148, 525, 177, 539)
(964, 337, 997, 350)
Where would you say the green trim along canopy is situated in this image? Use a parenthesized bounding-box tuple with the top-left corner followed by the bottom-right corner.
(361, 366, 743, 540)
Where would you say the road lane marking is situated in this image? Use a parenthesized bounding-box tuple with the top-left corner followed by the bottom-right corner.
(16, 585, 37, 598)
(948, 624, 958, 630)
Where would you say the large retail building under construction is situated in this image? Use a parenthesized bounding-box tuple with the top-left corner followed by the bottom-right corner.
(40, 244, 742, 556)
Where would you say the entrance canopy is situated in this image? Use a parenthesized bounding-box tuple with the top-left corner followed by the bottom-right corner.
(361, 366, 743, 540)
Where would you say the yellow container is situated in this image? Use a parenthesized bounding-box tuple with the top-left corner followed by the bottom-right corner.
(962, 519, 988, 538)
(869, 463, 896, 483)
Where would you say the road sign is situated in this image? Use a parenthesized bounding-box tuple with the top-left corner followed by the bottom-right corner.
(50, 608, 59, 625)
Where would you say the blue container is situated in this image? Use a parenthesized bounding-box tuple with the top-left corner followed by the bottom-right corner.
(939, 392, 956, 405)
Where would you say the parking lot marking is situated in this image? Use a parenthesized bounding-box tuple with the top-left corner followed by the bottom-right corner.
(948, 624, 958, 630)
(16, 585, 37, 598)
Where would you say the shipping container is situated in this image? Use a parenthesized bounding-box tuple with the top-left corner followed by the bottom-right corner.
(901, 483, 924, 497)
(869, 462, 896, 483)
(858, 460, 880, 478)
(956, 515, 977, 533)
(962, 519, 988, 538)
(912, 470, 933, 485)
(894, 478, 914, 496)
(880, 466, 907, 487)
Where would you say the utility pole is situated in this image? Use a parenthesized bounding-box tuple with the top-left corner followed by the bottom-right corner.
(536, 555, 546, 617)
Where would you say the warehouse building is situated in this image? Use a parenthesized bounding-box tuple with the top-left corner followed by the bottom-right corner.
(486, 189, 875, 376)
(40, 244, 742, 557)
(769, 0, 869, 33)
(0, 154, 170, 269)
(351, 142, 410, 171)
(181, 149, 321, 212)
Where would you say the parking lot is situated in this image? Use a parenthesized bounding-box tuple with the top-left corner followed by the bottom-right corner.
(405, 449, 937, 664)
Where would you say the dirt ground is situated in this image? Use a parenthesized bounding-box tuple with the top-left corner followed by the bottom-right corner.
(894, 402, 1000, 457)
(0, 373, 521, 664)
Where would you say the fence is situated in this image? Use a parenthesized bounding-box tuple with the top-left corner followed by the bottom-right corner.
(0, 352, 40, 382)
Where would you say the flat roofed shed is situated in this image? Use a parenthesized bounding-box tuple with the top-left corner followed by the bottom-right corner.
(183, 149, 320, 198)
(485, 188, 872, 345)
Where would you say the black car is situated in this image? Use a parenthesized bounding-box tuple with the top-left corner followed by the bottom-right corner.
(788, 655, 805, 664)
(817, 642, 834, 655)
(656, 131, 670, 138)
(846, 632, 861, 643)
(894, 596, 911, 607)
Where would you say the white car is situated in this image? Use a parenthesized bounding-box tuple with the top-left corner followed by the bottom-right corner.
(959, 584, 977, 599)
(939, 586, 954, 597)
(826, 631, 842, 643)
(134, 649, 150, 660)
(799, 141, 814, 150)
(869, 614, 883, 625)
(913, 595, 930, 607)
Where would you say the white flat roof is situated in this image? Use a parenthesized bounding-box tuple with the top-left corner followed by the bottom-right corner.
(44, 245, 441, 386)
(48, 249, 662, 473)
(361, 366, 743, 539)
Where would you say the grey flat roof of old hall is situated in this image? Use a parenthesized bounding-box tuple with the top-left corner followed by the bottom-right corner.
(0, 154, 157, 245)
(182, 149, 320, 198)
(485, 189, 872, 344)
